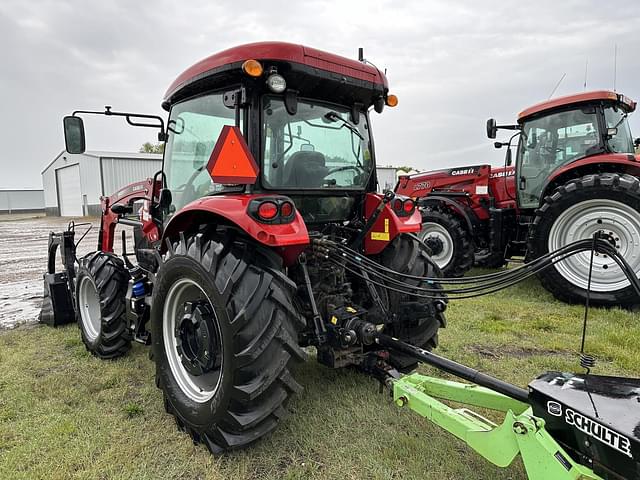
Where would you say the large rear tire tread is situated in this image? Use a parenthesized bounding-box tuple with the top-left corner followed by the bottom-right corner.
(528, 172, 640, 307)
(376, 234, 447, 370)
(420, 207, 474, 277)
(75, 252, 131, 359)
(152, 233, 306, 453)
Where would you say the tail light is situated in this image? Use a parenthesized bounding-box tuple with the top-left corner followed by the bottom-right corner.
(257, 202, 278, 220)
(392, 196, 416, 217)
(248, 197, 296, 224)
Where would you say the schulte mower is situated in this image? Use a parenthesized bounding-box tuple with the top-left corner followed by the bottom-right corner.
(41, 42, 640, 479)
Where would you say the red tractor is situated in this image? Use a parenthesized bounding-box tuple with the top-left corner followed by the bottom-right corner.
(396, 91, 640, 306)
(42, 42, 447, 452)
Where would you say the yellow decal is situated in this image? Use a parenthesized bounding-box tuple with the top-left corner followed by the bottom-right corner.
(370, 218, 391, 241)
(346, 306, 357, 313)
(330, 316, 338, 325)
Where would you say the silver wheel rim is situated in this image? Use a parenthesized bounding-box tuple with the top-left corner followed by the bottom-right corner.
(548, 198, 640, 291)
(162, 278, 223, 403)
(78, 276, 101, 342)
(420, 222, 454, 269)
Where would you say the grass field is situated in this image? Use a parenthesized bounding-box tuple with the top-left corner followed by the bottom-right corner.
(1, 272, 638, 479)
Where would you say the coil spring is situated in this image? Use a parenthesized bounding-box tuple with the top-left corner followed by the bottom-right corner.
(580, 353, 597, 371)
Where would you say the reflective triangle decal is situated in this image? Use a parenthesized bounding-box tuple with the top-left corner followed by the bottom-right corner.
(206, 125, 259, 184)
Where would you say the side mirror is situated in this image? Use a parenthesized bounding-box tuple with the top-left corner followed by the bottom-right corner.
(505, 148, 512, 166)
(111, 203, 133, 215)
(158, 188, 172, 212)
(494, 142, 503, 149)
(635, 138, 640, 148)
(486, 118, 497, 139)
(63, 116, 86, 154)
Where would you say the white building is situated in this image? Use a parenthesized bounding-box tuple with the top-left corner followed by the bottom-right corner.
(0, 189, 44, 214)
(41, 151, 162, 216)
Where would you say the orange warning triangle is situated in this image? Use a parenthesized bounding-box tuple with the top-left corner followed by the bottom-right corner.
(207, 125, 259, 184)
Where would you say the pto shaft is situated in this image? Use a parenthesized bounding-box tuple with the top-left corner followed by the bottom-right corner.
(375, 333, 529, 403)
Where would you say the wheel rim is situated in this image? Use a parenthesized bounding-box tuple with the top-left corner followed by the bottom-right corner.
(548, 198, 640, 292)
(78, 276, 101, 342)
(163, 278, 223, 403)
(420, 222, 454, 269)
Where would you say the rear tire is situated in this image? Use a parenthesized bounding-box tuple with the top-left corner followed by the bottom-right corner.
(419, 207, 474, 277)
(376, 234, 447, 370)
(151, 233, 306, 453)
(529, 173, 640, 306)
(75, 252, 131, 359)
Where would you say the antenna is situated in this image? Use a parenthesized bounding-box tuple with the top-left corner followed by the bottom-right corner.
(613, 44, 618, 92)
(358, 47, 364, 62)
(548, 73, 566, 99)
(583, 59, 588, 91)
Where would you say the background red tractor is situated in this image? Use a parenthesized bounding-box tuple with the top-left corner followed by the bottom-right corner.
(396, 91, 640, 306)
(43, 42, 447, 453)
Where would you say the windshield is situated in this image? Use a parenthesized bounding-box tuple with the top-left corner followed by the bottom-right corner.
(164, 92, 237, 215)
(604, 105, 634, 154)
(262, 96, 372, 189)
(517, 107, 600, 208)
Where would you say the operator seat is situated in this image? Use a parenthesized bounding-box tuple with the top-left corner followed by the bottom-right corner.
(283, 151, 329, 188)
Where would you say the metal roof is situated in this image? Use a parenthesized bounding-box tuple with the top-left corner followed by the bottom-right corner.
(42, 150, 162, 174)
(164, 41, 389, 105)
(518, 90, 637, 120)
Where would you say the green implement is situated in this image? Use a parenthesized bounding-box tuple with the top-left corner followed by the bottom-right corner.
(393, 374, 601, 480)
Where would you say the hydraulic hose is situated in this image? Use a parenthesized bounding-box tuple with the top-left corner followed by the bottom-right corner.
(313, 238, 640, 300)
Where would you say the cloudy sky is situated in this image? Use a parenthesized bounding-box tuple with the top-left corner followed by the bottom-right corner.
(1, 0, 639, 188)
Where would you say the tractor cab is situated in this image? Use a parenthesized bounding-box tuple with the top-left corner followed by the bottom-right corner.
(159, 42, 394, 226)
(488, 91, 637, 209)
(62, 42, 398, 232)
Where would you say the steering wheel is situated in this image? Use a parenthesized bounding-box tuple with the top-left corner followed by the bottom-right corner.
(174, 166, 209, 205)
(324, 165, 365, 186)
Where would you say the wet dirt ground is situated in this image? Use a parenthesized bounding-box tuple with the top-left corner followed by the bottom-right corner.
(0, 214, 132, 329)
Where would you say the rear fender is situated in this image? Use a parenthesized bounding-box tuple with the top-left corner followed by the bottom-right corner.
(542, 153, 640, 198)
(161, 194, 309, 266)
(363, 193, 422, 255)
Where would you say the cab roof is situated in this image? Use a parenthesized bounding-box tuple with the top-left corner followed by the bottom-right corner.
(163, 41, 389, 108)
(518, 90, 636, 121)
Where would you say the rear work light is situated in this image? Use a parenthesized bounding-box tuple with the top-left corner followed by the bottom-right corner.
(392, 197, 416, 217)
(248, 197, 296, 224)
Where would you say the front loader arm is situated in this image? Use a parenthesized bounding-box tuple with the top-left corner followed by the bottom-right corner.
(98, 177, 161, 253)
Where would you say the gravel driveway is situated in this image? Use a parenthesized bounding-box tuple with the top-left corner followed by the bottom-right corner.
(0, 215, 102, 329)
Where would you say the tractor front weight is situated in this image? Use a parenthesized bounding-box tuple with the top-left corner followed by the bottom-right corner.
(392, 374, 601, 480)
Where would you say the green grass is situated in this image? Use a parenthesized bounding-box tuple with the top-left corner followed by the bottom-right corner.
(1, 275, 639, 479)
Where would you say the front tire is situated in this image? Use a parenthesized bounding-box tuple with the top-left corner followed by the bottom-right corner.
(376, 234, 447, 370)
(75, 252, 131, 359)
(419, 207, 474, 277)
(529, 173, 640, 306)
(151, 233, 306, 453)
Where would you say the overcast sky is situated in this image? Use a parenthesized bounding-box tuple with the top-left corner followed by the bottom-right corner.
(1, 0, 639, 188)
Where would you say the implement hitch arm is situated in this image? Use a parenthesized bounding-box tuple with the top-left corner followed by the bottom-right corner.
(373, 334, 603, 479)
(393, 374, 601, 479)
